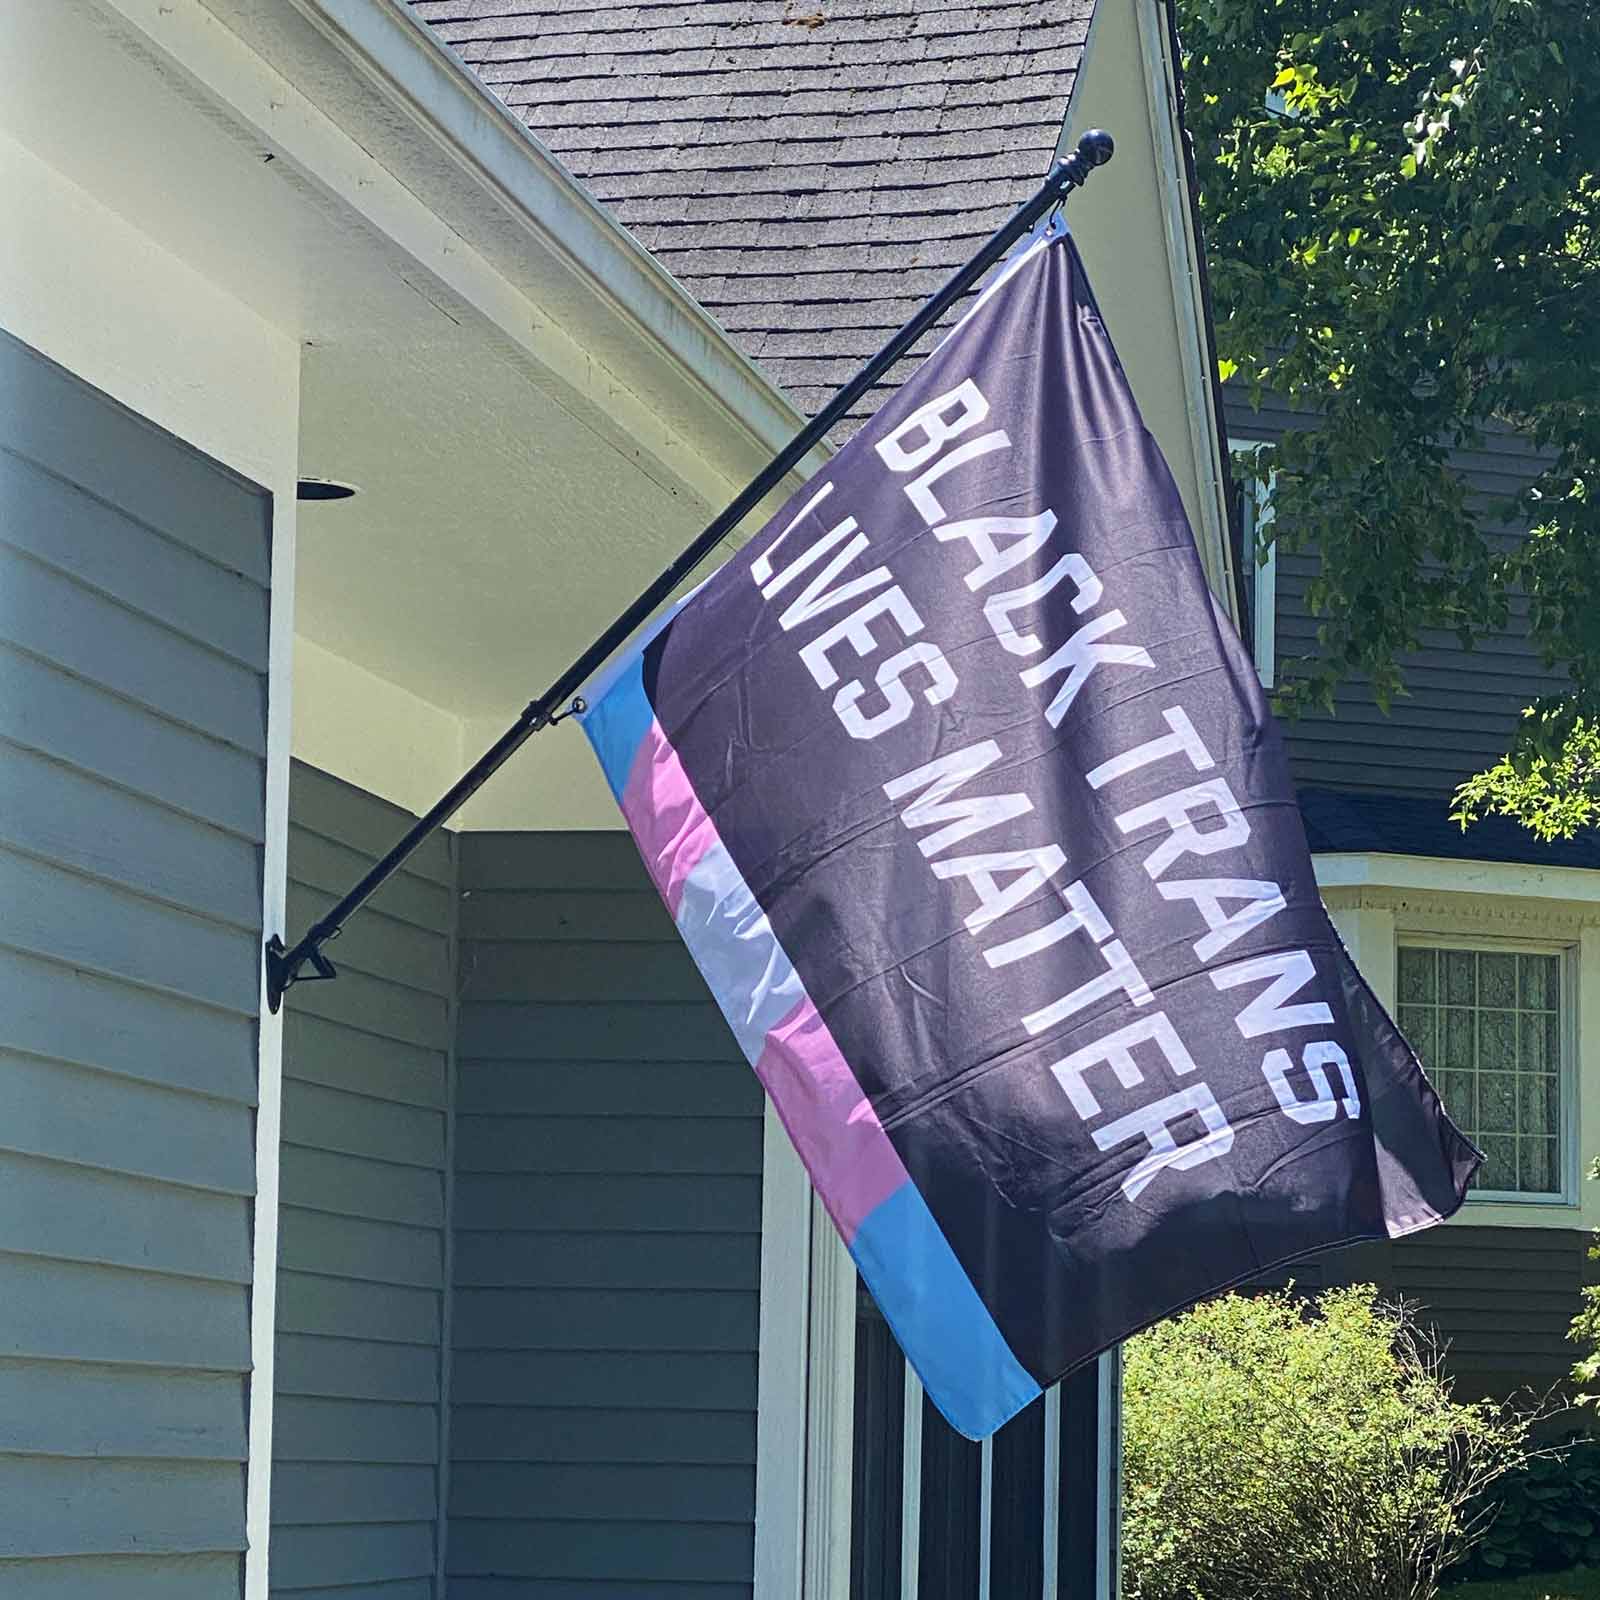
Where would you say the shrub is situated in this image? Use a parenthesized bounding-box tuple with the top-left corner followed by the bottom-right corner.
(1566, 1156, 1600, 1405)
(1123, 1285, 1551, 1600)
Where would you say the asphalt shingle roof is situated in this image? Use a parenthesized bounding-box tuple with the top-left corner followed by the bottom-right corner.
(409, 0, 1094, 432)
(1298, 789, 1600, 871)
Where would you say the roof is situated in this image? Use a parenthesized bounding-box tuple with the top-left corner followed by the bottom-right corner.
(1298, 788, 1600, 872)
(407, 0, 1094, 432)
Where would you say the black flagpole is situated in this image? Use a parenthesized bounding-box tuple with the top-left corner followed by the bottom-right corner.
(266, 129, 1115, 1013)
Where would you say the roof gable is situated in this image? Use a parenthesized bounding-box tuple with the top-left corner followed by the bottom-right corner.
(409, 0, 1093, 430)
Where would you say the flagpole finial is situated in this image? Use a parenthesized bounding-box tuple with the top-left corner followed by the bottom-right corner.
(1054, 128, 1115, 193)
(1078, 128, 1115, 168)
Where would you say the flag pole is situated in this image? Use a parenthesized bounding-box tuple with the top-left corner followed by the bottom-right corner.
(265, 129, 1116, 1012)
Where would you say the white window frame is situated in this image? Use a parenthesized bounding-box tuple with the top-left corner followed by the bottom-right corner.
(1394, 931, 1580, 1207)
(1230, 438, 1276, 688)
(1317, 851, 1600, 1231)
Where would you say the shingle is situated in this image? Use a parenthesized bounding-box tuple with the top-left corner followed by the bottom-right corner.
(408, 0, 1090, 440)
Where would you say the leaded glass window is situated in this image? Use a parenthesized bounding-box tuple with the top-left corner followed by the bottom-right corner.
(1395, 943, 1568, 1197)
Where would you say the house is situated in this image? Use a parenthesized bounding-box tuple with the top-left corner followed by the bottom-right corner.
(1230, 393, 1600, 1403)
(0, 0, 1236, 1596)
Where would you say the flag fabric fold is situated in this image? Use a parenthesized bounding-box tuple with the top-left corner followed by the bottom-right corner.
(578, 229, 1480, 1440)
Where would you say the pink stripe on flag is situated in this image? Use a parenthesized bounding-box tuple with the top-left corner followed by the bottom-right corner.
(756, 996, 910, 1244)
(620, 720, 720, 918)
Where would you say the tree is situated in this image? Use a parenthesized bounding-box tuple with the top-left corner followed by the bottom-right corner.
(1177, 0, 1600, 838)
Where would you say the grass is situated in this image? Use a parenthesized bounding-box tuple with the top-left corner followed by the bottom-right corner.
(1453, 1570, 1600, 1600)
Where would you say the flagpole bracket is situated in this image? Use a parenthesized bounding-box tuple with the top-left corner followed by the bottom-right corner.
(265, 932, 339, 1014)
(260, 129, 1117, 1013)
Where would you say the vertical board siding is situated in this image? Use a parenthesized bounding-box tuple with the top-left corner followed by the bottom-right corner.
(0, 329, 268, 1595)
(1225, 389, 1565, 797)
(451, 832, 762, 1597)
(275, 764, 455, 1597)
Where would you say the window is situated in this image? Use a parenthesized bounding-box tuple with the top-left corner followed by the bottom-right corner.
(1395, 940, 1574, 1201)
(1229, 440, 1276, 688)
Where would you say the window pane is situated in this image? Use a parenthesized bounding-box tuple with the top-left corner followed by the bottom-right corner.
(1399, 941, 1567, 1196)
(1443, 1008, 1475, 1071)
(1519, 1010, 1552, 1075)
(1398, 946, 1436, 1004)
(1397, 1005, 1434, 1063)
(1480, 952, 1517, 1009)
(1519, 1075, 1559, 1139)
(1479, 1009, 1515, 1070)
(1479, 1073, 1516, 1134)
(1436, 1071, 1476, 1129)
(1521, 953, 1558, 1011)
(1523, 1138, 1560, 1194)
(1479, 1135, 1517, 1191)
(1443, 949, 1477, 1007)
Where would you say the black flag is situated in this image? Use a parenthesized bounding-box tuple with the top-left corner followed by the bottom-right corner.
(579, 225, 1480, 1439)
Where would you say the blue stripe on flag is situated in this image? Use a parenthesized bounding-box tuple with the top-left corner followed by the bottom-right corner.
(581, 654, 654, 801)
(849, 1180, 1041, 1439)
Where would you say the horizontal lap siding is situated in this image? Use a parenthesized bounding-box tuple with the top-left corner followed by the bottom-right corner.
(1225, 391, 1564, 796)
(1391, 1226, 1591, 1398)
(451, 833, 762, 1598)
(0, 330, 269, 1595)
(274, 765, 455, 1598)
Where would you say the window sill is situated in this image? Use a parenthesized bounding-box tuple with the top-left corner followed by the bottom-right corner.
(1449, 1198, 1584, 1230)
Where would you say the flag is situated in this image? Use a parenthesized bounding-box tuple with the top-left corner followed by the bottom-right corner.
(577, 227, 1480, 1441)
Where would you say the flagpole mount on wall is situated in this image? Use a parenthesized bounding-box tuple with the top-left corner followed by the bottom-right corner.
(264, 128, 1115, 1014)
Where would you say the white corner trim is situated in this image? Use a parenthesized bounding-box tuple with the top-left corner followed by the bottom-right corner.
(246, 484, 297, 1600)
(755, 1108, 858, 1600)
(900, 1366, 924, 1600)
(1315, 851, 1600, 905)
(804, 1208, 857, 1600)
(1097, 1348, 1123, 1600)
(755, 1107, 812, 1600)
(1134, 0, 1238, 626)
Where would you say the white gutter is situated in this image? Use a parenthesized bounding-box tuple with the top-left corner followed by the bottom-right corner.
(1314, 851, 1600, 905)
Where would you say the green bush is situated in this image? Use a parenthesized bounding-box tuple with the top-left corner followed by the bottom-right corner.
(1123, 1285, 1549, 1600)
(1452, 1451, 1600, 1583)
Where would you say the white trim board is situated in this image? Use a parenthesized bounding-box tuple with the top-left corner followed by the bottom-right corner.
(754, 1107, 813, 1600)
(1229, 438, 1276, 688)
(246, 476, 297, 1600)
(1315, 851, 1600, 904)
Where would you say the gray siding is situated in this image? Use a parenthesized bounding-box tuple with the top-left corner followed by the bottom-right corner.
(1391, 1225, 1591, 1400)
(1225, 389, 1567, 797)
(0, 329, 270, 1594)
(1252, 1227, 1586, 1399)
(451, 832, 762, 1598)
(275, 765, 455, 1598)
